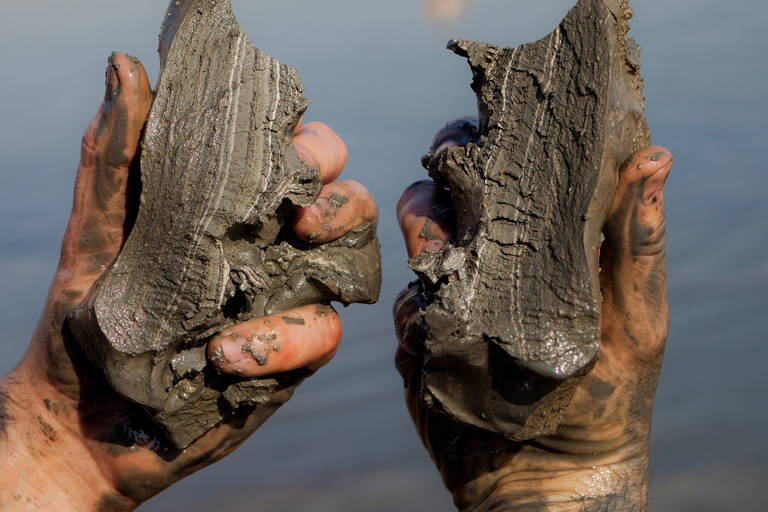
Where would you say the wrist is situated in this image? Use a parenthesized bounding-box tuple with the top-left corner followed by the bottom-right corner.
(453, 443, 650, 512)
(0, 366, 134, 512)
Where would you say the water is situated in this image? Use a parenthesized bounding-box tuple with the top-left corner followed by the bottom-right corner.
(1, 0, 767, 510)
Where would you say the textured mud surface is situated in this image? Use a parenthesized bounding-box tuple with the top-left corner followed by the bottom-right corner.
(69, 0, 380, 448)
(410, 0, 649, 439)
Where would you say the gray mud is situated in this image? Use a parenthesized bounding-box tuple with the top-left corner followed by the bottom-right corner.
(409, 0, 650, 439)
(68, 0, 381, 448)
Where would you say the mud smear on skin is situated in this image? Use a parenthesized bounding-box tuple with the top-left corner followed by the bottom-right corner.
(241, 333, 281, 366)
(0, 390, 12, 437)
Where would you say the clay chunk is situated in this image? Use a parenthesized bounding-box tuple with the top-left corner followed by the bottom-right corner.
(410, 0, 649, 440)
(69, 0, 381, 448)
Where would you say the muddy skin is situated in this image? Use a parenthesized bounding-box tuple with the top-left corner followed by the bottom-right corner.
(210, 345, 225, 363)
(0, 390, 11, 437)
(327, 193, 349, 208)
(240, 333, 280, 366)
(60, 314, 312, 504)
(70, 54, 150, 266)
(293, 180, 379, 243)
(95, 493, 134, 512)
(418, 218, 443, 242)
(43, 49, 151, 395)
(315, 304, 335, 317)
(398, 180, 456, 257)
(205, 304, 340, 377)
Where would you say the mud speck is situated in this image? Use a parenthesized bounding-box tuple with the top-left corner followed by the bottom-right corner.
(418, 218, 441, 241)
(646, 151, 665, 162)
(210, 345, 225, 363)
(328, 193, 349, 208)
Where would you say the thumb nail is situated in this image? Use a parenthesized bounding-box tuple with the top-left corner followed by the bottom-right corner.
(642, 162, 671, 205)
(104, 52, 121, 104)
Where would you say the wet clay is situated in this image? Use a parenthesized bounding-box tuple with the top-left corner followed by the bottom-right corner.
(409, 0, 650, 439)
(69, 0, 381, 448)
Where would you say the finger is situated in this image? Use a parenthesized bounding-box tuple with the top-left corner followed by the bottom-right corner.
(59, 52, 152, 281)
(605, 146, 672, 256)
(208, 304, 342, 377)
(600, 146, 673, 364)
(293, 121, 347, 184)
(420, 115, 478, 170)
(291, 180, 378, 244)
(429, 115, 478, 155)
(397, 180, 455, 258)
(394, 281, 428, 355)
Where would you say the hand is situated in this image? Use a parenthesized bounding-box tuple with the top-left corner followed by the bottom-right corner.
(395, 117, 671, 511)
(0, 53, 376, 511)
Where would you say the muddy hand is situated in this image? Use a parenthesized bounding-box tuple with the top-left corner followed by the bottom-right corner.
(394, 116, 672, 511)
(0, 52, 373, 511)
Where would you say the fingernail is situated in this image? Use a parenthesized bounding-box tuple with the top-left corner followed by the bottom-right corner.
(208, 332, 249, 369)
(642, 164, 671, 205)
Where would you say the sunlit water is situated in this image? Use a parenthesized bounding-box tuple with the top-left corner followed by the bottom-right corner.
(1, 1, 766, 510)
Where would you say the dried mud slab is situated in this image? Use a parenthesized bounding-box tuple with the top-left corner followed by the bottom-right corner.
(69, 0, 381, 448)
(410, 0, 649, 439)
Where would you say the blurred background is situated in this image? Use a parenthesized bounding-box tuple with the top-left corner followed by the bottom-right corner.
(1, 0, 766, 510)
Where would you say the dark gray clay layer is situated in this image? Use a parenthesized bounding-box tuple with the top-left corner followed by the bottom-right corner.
(69, 0, 381, 448)
(410, 0, 649, 440)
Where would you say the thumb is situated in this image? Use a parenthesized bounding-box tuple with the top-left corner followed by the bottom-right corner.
(599, 146, 673, 364)
(58, 52, 152, 287)
(603, 146, 672, 259)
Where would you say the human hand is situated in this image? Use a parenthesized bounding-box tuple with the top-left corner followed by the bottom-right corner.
(0, 53, 376, 511)
(395, 116, 671, 511)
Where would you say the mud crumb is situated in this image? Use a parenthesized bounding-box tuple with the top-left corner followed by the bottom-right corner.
(283, 316, 306, 325)
(328, 193, 349, 208)
(646, 151, 665, 162)
(418, 218, 441, 241)
(210, 346, 225, 363)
